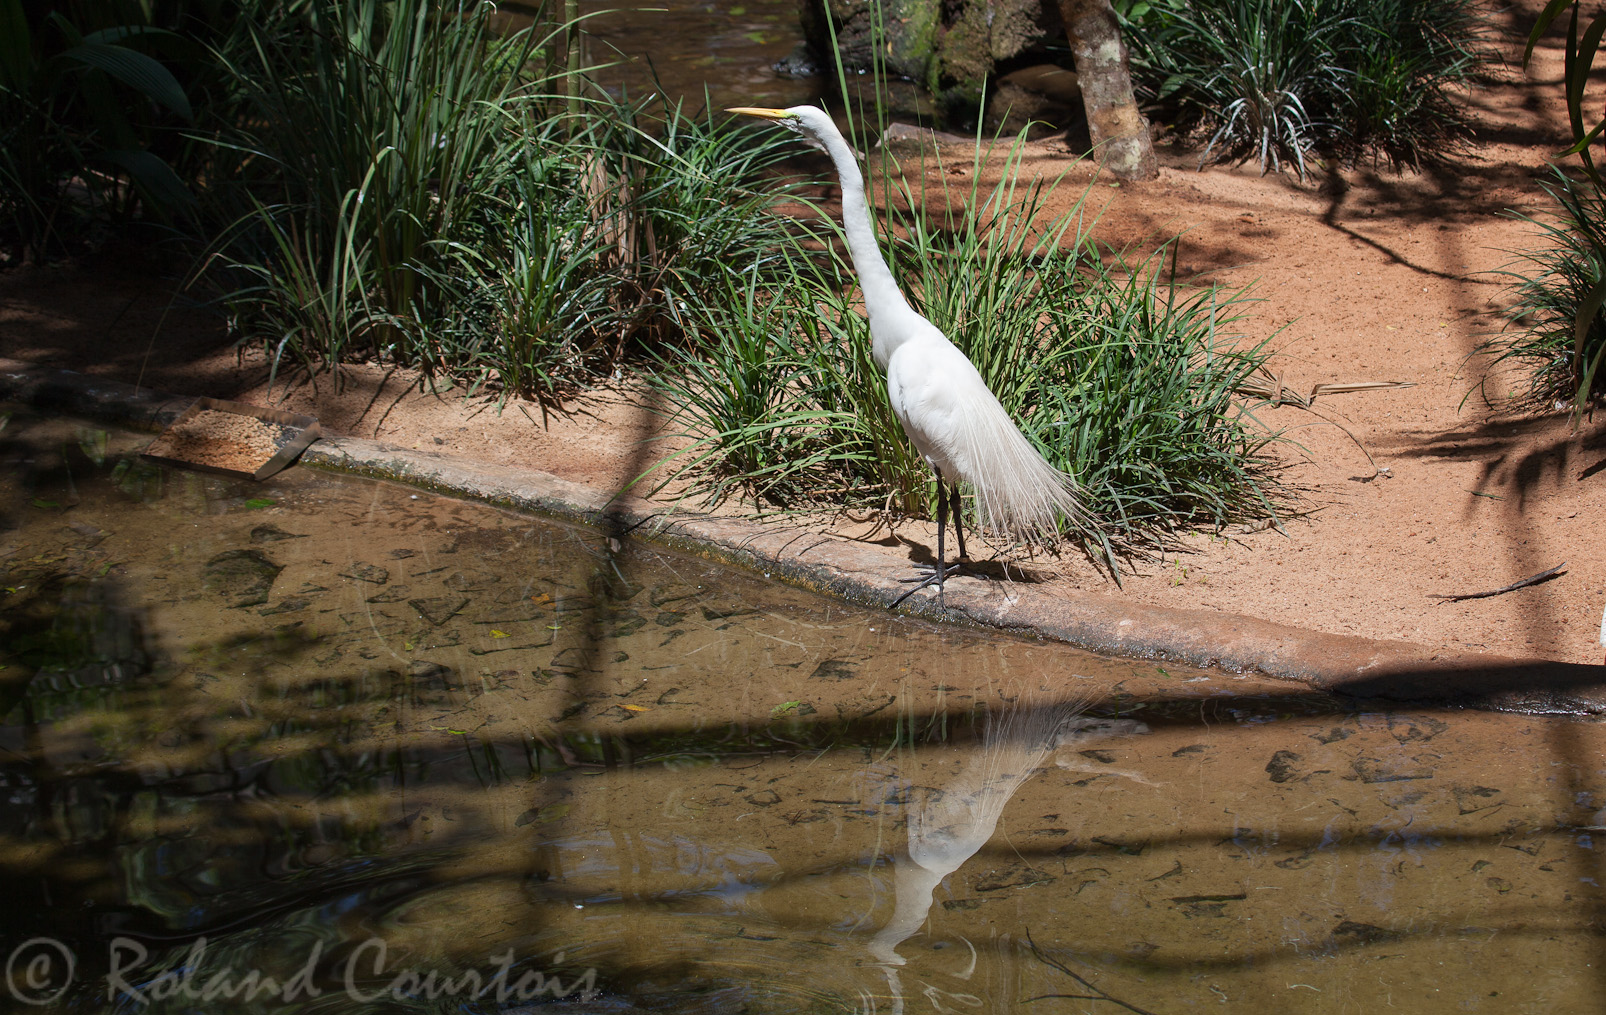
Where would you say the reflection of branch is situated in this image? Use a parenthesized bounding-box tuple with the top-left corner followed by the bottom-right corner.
(1023, 930, 1163, 1015)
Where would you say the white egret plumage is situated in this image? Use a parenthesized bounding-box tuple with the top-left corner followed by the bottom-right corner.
(726, 105, 1084, 606)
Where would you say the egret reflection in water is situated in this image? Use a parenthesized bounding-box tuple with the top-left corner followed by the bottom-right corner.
(866, 691, 1149, 1009)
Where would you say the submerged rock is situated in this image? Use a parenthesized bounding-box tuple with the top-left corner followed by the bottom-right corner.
(409, 595, 469, 626)
(340, 561, 390, 584)
(250, 524, 305, 543)
(204, 549, 281, 608)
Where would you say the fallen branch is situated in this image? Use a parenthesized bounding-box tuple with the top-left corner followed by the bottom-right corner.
(1231, 368, 1416, 481)
(1235, 366, 1416, 409)
(1428, 562, 1567, 602)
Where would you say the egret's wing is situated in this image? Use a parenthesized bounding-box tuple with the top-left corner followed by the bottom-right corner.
(886, 339, 1081, 536)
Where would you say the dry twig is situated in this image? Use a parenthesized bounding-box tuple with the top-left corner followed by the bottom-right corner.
(1427, 562, 1567, 602)
(1236, 366, 1416, 408)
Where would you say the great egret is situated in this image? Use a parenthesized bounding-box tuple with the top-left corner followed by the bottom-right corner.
(726, 104, 1083, 606)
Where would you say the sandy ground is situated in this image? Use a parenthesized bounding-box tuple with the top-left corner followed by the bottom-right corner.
(3, 1, 1604, 666)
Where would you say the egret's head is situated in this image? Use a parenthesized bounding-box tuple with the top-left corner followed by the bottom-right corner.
(725, 104, 835, 153)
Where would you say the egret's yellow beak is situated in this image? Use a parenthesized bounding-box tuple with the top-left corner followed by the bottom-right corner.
(725, 106, 792, 121)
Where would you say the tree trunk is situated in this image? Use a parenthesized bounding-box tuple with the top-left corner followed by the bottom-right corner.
(1055, 0, 1156, 180)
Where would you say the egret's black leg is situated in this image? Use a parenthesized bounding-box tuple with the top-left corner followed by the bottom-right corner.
(948, 480, 967, 561)
(934, 471, 949, 605)
(891, 468, 961, 609)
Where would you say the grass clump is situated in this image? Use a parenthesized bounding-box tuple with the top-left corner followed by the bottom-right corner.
(187, 0, 808, 398)
(201, 0, 534, 383)
(1340, 0, 1489, 161)
(1485, 167, 1606, 413)
(3, 0, 812, 399)
(1123, 0, 1491, 175)
(1508, 0, 1606, 424)
(646, 259, 867, 509)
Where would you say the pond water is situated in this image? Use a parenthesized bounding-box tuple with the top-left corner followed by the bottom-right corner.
(3, 410, 1606, 1014)
(503, 0, 931, 128)
(499, 0, 827, 113)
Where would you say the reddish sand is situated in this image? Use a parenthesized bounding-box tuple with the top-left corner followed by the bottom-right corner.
(2, 1, 1603, 665)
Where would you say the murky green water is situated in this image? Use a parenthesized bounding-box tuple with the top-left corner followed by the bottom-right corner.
(2, 410, 1605, 1013)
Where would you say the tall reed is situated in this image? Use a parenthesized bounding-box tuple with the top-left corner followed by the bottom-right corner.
(200, 1, 806, 396)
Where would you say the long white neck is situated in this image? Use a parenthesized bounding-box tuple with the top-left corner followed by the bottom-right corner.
(814, 122, 924, 357)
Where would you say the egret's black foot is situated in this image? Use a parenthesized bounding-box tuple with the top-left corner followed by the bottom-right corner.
(890, 562, 962, 609)
(896, 562, 963, 584)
